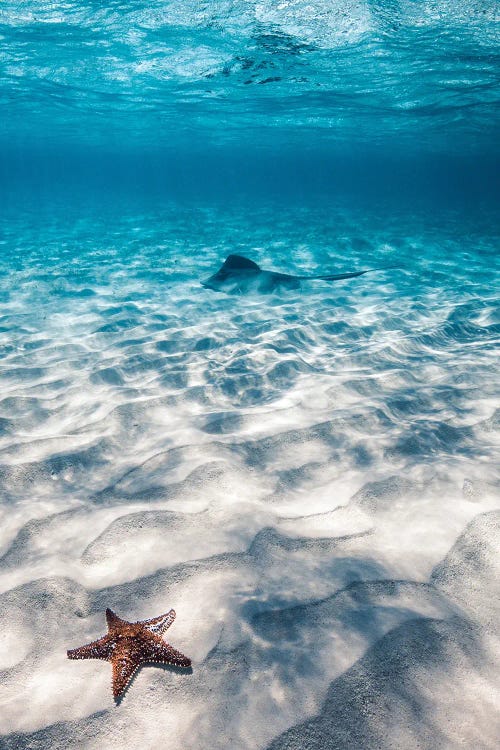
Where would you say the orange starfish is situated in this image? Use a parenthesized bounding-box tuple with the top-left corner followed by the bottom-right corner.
(67, 608, 191, 699)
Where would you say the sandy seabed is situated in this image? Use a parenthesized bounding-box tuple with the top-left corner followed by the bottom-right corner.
(0, 202, 499, 749)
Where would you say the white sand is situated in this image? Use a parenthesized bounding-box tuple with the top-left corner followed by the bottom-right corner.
(0, 203, 499, 748)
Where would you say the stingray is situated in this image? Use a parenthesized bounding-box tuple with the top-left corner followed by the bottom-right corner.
(202, 254, 397, 294)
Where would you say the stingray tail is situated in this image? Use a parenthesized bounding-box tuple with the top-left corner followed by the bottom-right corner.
(314, 265, 400, 281)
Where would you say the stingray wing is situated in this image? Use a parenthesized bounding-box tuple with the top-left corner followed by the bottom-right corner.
(222, 255, 260, 271)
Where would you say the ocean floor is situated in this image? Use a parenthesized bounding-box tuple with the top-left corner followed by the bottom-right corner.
(0, 198, 499, 748)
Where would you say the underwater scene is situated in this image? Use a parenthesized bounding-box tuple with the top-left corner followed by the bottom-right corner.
(0, 2, 499, 749)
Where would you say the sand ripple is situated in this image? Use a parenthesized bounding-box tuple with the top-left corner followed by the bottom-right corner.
(0, 202, 498, 747)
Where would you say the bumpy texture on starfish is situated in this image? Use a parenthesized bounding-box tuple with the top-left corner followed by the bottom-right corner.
(67, 608, 191, 699)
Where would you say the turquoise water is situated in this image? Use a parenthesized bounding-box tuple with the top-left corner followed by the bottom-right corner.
(0, 3, 499, 749)
(1, 0, 499, 153)
(1, 197, 498, 480)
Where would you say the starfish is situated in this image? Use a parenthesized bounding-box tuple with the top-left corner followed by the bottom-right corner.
(67, 608, 191, 699)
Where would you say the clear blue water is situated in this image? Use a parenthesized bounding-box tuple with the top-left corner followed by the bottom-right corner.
(0, 2, 499, 748)
(1, 0, 499, 153)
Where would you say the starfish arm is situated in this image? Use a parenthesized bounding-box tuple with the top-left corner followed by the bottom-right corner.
(112, 656, 141, 699)
(140, 609, 176, 635)
(142, 638, 191, 668)
(106, 608, 128, 632)
(67, 634, 114, 661)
